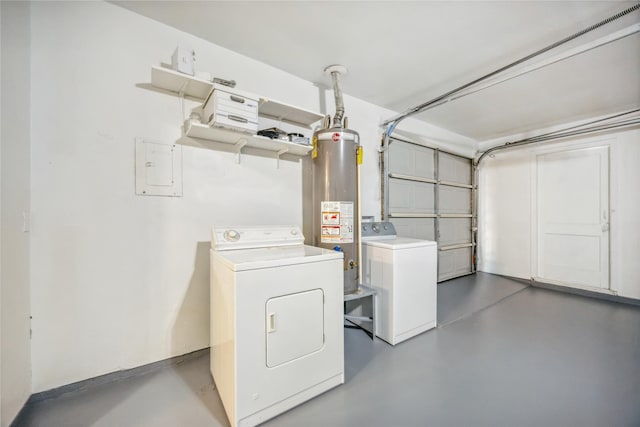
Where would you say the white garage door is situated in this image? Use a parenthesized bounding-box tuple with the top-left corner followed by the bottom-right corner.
(384, 137, 475, 282)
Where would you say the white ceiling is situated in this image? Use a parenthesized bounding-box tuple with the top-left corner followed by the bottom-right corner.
(114, 1, 640, 142)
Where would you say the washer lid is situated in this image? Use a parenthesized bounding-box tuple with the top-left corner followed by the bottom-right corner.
(363, 237, 437, 249)
(213, 244, 343, 271)
(212, 225, 304, 250)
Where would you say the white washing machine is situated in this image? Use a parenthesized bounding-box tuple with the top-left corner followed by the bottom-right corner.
(361, 221, 437, 345)
(210, 225, 344, 427)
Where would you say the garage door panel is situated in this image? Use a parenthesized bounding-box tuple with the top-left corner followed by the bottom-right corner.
(439, 218, 472, 246)
(389, 179, 435, 214)
(439, 152, 472, 185)
(389, 141, 435, 180)
(387, 139, 474, 282)
(438, 247, 472, 281)
(439, 186, 471, 214)
(392, 218, 436, 241)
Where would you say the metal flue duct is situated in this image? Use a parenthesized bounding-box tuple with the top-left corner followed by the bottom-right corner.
(327, 64, 347, 128)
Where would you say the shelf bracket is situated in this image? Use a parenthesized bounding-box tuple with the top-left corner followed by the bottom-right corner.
(234, 139, 248, 163)
(275, 148, 288, 168)
(178, 80, 189, 97)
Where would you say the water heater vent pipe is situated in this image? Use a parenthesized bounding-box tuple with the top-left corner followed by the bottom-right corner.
(324, 64, 348, 128)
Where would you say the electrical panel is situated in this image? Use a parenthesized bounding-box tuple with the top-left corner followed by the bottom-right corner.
(135, 138, 182, 197)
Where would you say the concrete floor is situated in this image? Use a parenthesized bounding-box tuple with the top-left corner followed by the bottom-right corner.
(16, 273, 640, 427)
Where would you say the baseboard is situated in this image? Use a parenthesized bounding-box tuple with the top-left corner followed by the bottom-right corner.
(529, 279, 640, 307)
(479, 271, 640, 307)
(10, 348, 209, 426)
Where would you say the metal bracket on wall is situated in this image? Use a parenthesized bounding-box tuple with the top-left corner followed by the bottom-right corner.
(275, 148, 288, 169)
(234, 139, 248, 163)
(177, 80, 189, 98)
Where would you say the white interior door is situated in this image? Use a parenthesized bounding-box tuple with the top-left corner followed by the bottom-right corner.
(537, 146, 609, 289)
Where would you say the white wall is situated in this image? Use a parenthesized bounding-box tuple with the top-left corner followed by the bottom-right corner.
(29, 1, 307, 393)
(1, 1, 32, 425)
(1, 4, 3, 423)
(29, 1, 469, 393)
(478, 128, 640, 300)
(1, 2, 3, 421)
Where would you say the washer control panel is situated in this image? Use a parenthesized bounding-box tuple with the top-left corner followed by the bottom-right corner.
(361, 221, 397, 238)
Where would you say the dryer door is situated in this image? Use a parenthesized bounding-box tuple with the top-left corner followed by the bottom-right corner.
(266, 289, 324, 368)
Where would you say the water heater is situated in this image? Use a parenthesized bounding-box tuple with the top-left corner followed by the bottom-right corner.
(311, 65, 361, 294)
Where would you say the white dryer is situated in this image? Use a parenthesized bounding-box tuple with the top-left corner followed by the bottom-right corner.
(210, 225, 344, 427)
(362, 221, 437, 345)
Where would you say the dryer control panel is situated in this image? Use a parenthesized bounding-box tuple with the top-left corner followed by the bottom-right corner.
(212, 225, 304, 251)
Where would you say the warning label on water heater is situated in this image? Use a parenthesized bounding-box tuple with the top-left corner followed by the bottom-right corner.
(321, 201, 354, 243)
